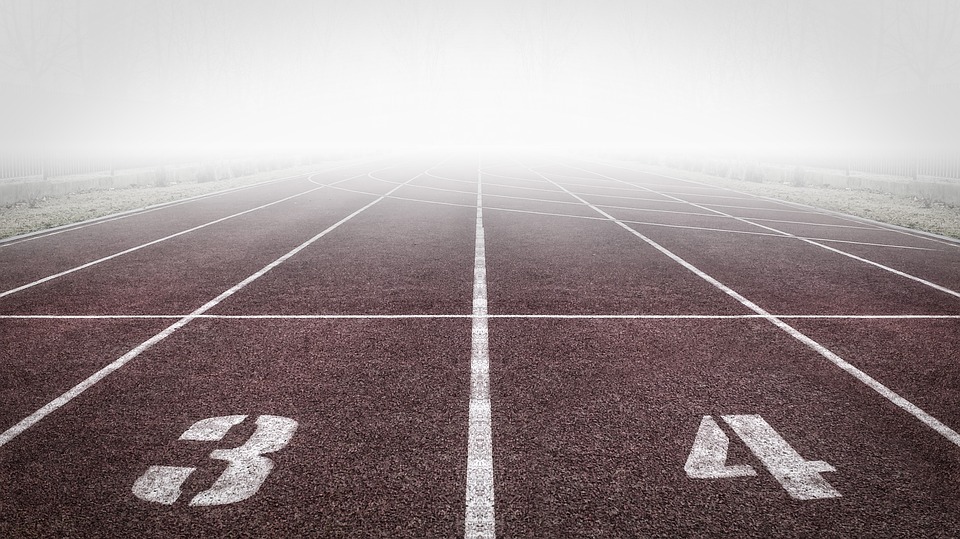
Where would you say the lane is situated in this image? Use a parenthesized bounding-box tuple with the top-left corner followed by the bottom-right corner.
(488, 318, 960, 537)
(0, 318, 169, 427)
(614, 227, 960, 315)
(821, 241, 960, 292)
(793, 318, 960, 431)
(211, 172, 477, 316)
(483, 209, 751, 316)
(0, 319, 470, 538)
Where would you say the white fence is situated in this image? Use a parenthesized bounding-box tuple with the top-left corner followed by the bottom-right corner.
(847, 155, 960, 181)
(0, 154, 303, 182)
(643, 153, 960, 182)
(758, 154, 960, 181)
(0, 154, 148, 181)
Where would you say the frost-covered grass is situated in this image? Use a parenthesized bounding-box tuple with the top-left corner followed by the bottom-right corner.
(0, 164, 325, 240)
(629, 163, 960, 241)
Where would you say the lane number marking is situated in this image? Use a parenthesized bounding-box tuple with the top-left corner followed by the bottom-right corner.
(132, 414, 298, 506)
(685, 414, 840, 500)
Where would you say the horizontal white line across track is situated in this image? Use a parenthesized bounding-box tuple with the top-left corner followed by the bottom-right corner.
(3, 313, 959, 320)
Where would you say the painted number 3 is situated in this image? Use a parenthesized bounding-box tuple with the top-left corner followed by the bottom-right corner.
(132, 414, 297, 506)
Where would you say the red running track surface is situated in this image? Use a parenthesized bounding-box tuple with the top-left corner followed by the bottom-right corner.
(1, 153, 959, 537)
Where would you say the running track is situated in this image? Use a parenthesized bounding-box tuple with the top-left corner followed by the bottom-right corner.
(2, 154, 959, 537)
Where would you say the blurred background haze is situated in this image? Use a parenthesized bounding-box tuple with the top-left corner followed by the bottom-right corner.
(1, 0, 959, 158)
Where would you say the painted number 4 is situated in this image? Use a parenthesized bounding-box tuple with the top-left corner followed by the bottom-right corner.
(685, 415, 840, 500)
(133, 414, 297, 506)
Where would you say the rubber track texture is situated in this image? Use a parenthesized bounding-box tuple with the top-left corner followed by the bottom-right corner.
(1, 155, 959, 537)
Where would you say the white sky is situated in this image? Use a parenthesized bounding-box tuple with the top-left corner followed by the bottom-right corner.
(1, 0, 958, 155)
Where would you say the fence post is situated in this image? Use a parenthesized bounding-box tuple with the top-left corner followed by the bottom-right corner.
(913, 155, 919, 180)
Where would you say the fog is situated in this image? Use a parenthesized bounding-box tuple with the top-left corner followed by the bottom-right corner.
(1, 0, 959, 156)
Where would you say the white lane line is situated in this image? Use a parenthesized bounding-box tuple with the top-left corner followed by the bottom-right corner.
(465, 156, 495, 539)
(527, 165, 960, 449)
(733, 217, 882, 231)
(0, 158, 383, 248)
(0, 164, 433, 448)
(793, 237, 937, 251)
(4, 313, 960, 320)
(0, 167, 394, 300)
(557, 163, 960, 300)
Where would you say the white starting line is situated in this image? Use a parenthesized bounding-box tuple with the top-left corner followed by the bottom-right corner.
(3, 313, 960, 320)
